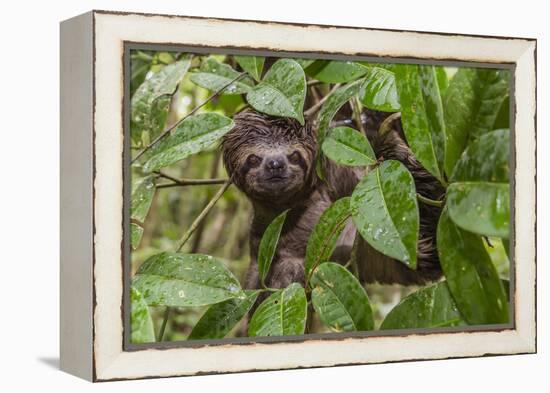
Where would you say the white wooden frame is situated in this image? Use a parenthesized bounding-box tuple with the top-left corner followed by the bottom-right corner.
(60, 10, 537, 382)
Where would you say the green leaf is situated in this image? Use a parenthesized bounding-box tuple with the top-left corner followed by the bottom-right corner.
(359, 67, 400, 112)
(293, 58, 315, 69)
(446, 182, 510, 238)
(443, 68, 510, 176)
(130, 286, 155, 343)
(131, 175, 155, 222)
(258, 210, 288, 284)
(235, 55, 265, 82)
(311, 262, 374, 332)
(131, 56, 192, 142)
(246, 59, 307, 124)
(322, 126, 377, 167)
(394, 64, 446, 182)
(448, 129, 510, 238)
(190, 58, 254, 94)
(304, 197, 351, 280)
(130, 223, 144, 250)
(306, 60, 368, 83)
(317, 79, 363, 147)
(130, 56, 151, 98)
(437, 209, 509, 324)
(435, 66, 449, 96)
(248, 283, 307, 337)
(451, 129, 510, 183)
(380, 282, 466, 330)
(132, 252, 245, 307)
(143, 113, 234, 172)
(502, 239, 510, 260)
(188, 290, 260, 340)
(493, 96, 510, 129)
(351, 160, 419, 268)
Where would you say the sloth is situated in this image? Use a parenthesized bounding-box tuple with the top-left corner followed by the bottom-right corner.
(221, 109, 444, 291)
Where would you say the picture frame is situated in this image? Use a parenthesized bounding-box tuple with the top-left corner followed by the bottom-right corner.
(60, 10, 537, 382)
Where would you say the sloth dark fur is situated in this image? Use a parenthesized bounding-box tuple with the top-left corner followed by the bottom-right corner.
(221, 109, 444, 291)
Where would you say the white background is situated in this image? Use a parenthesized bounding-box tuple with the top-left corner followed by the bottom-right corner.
(0, 0, 546, 391)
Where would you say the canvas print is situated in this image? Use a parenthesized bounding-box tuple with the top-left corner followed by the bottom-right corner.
(128, 49, 511, 344)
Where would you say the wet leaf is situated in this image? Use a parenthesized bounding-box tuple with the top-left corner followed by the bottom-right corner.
(143, 113, 234, 172)
(322, 126, 376, 167)
(380, 282, 466, 330)
(132, 252, 245, 307)
(502, 239, 510, 260)
(131, 56, 192, 143)
(447, 182, 510, 238)
(437, 209, 509, 324)
(443, 68, 510, 176)
(130, 223, 144, 250)
(293, 58, 315, 69)
(435, 66, 449, 96)
(246, 59, 307, 124)
(304, 197, 351, 280)
(130, 286, 155, 343)
(451, 129, 510, 183)
(311, 262, 374, 332)
(306, 60, 368, 83)
(130, 55, 152, 98)
(394, 64, 446, 182)
(190, 57, 254, 94)
(258, 210, 288, 284)
(248, 283, 307, 337)
(493, 96, 510, 129)
(359, 67, 400, 112)
(351, 160, 419, 268)
(188, 290, 260, 340)
(448, 129, 510, 238)
(131, 175, 155, 222)
(235, 55, 265, 82)
(317, 79, 363, 147)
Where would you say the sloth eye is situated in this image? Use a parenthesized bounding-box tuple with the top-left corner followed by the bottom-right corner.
(246, 154, 262, 168)
(288, 151, 303, 165)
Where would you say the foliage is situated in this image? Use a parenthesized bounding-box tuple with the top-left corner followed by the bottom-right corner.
(129, 51, 511, 343)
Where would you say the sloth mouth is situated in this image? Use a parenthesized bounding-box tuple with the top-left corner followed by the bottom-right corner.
(265, 175, 288, 182)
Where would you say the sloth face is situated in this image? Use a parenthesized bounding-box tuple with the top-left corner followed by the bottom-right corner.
(240, 145, 309, 199)
(221, 111, 317, 205)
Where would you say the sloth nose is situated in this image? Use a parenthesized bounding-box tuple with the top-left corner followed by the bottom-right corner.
(265, 156, 286, 172)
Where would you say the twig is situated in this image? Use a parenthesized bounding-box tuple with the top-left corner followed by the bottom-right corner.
(304, 84, 341, 118)
(310, 85, 322, 106)
(378, 112, 401, 136)
(331, 118, 354, 127)
(157, 307, 171, 341)
(176, 180, 233, 252)
(349, 231, 361, 279)
(131, 73, 246, 164)
(417, 193, 444, 208)
(191, 151, 223, 253)
(154, 171, 228, 188)
(351, 97, 366, 134)
(307, 80, 323, 86)
(156, 179, 228, 189)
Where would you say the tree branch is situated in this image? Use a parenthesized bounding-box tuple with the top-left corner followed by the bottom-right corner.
(176, 179, 233, 252)
(304, 84, 341, 118)
(154, 171, 228, 188)
(378, 112, 401, 136)
(351, 97, 366, 134)
(417, 193, 444, 207)
(131, 73, 246, 164)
